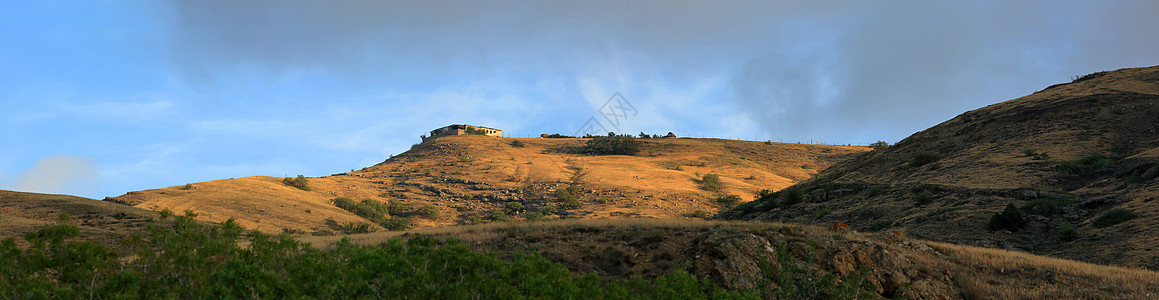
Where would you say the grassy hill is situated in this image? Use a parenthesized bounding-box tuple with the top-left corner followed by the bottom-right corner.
(720, 65, 1159, 269)
(110, 136, 867, 234)
(0, 190, 159, 247)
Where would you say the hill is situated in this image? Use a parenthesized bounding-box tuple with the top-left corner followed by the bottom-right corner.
(0, 190, 159, 247)
(297, 218, 1159, 299)
(720, 65, 1159, 269)
(111, 136, 868, 234)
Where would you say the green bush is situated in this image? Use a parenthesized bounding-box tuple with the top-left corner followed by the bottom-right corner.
(870, 141, 889, 150)
(510, 140, 525, 148)
(540, 205, 559, 215)
(1057, 155, 1108, 174)
(914, 191, 934, 206)
(379, 217, 411, 231)
(987, 204, 1027, 232)
(700, 174, 721, 192)
(1058, 221, 1075, 241)
(490, 210, 511, 222)
(781, 189, 804, 206)
(713, 194, 741, 209)
(580, 136, 640, 155)
(554, 187, 583, 210)
(868, 220, 894, 232)
(688, 210, 711, 218)
(909, 151, 942, 167)
(1021, 197, 1076, 215)
(1092, 208, 1138, 228)
(416, 204, 440, 219)
(0, 212, 756, 298)
(504, 202, 525, 214)
(283, 175, 311, 191)
(814, 208, 831, 219)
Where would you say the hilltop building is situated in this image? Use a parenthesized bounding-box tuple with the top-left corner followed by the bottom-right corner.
(422, 124, 503, 142)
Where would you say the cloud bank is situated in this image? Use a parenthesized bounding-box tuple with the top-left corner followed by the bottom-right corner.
(10, 156, 97, 196)
(166, 1, 1159, 144)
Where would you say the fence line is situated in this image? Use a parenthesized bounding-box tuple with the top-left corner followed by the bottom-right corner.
(500, 133, 872, 147)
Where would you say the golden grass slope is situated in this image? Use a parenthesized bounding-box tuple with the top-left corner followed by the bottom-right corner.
(722, 65, 1159, 269)
(112, 136, 867, 234)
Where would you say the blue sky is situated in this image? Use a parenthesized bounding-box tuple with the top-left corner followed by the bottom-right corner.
(3, 1, 1159, 199)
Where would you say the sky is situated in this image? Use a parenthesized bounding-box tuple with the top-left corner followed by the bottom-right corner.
(3, 1, 1159, 199)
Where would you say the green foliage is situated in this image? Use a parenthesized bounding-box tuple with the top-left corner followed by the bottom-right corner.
(1, 213, 753, 298)
(700, 173, 722, 192)
(781, 189, 804, 206)
(490, 210, 511, 222)
(504, 202, 525, 214)
(1020, 196, 1076, 215)
(524, 212, 547, 221)
(868, 220, 894, 232)
(814, 208, 831, 219)
(870, 141, 889, 150)
(416, 204, 440, 219)
(179, 183, 194, 190)
(539, 205, 559, 215)
(331, 197, 391, 223)
(540, 133, 575, 138)
(282, 175, 311, 191)
(555, 186, 583, 210)
(713, 194, 741, 209)
(866, 186, 884, 197)
(1023, 149, 1039, 156)
(510, 140, 525, 147)
(379, 217, 411, 231)
(914, 191, 934, 206)
(688, 210, 711, 218)
(800, 165, 812, 170)
(580, 136, 641, 155)
(987, 204, 1027, 232)
(1092, 208, 1138, 228)
(325, 219, 377, 234)
(909, 151, 942, 167)
(1071, 71, 1107, 83)
(1058, 221, 1075, 241)
(1057, 155, 1108, 174)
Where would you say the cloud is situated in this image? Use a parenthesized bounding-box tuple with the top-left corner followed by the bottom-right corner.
(11, 156, 97, 195)
(165, 0, 1159, 145)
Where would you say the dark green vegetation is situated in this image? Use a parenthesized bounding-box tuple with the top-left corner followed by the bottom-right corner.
(282, 175, 311, 191)
(1056, 155, 1107, 175)
(1091, 208, 1138, 228)
(701, 173, 722, 192)
(713, 194, 741, 209)
(329, 197, 413, 231)
(1, 212, 766, 299)
(554, 186, 583, 210)
(909, 151, 942, 167)
(581, 135, 641, 155)
(510, 140, 525, 147)
(987, 204, 1027, 232)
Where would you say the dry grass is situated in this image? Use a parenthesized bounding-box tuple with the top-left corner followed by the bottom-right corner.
(929, 241, 1159, 298)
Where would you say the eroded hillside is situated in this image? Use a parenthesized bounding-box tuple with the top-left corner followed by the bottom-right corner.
(721, 65, 1159, 269)
(112, 136, 867, 234)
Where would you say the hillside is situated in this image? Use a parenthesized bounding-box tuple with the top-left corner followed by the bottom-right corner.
(720, 65, 1159, 269)
(111, 136, 867, 234)
(0, 190, 159, 247)
(298, 219, 1159, 299)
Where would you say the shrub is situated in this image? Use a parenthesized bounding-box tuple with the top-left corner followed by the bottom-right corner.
(868, 220, 894, 231)
(540, 205, 559, 215)
(490, 210, 511, 222)
(870, 141, 889, 150)
(504, 202, 525, 214)
(1058, 221, 1075, 241)
(914, 191, 934, 206)
(179, 183, 194, 190)
(910, 151, 942, 167)
(700, 174, 721, 192)
(580, 136, 640, 155)
(283, 175, 311, 191)
(554, 186, 582, 209)
(540, 133, 575, 138)
(380, 217, 411, 231)
(713, 194, 741, 208)
(510, 140, 525, 147)
(1092, 208, 1138, 228)
(814, 208, 830, 219)
(524, 212, 546, 221)
(689, 210, 711, 218)
(866, 186, 884, 197)
(782, 189, 804, 206)
(1057, 155, 1107, 174)
(416, 204, 440, 219)
(987, 204, 1026, 232)
(1021, 197, 1076, 215)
